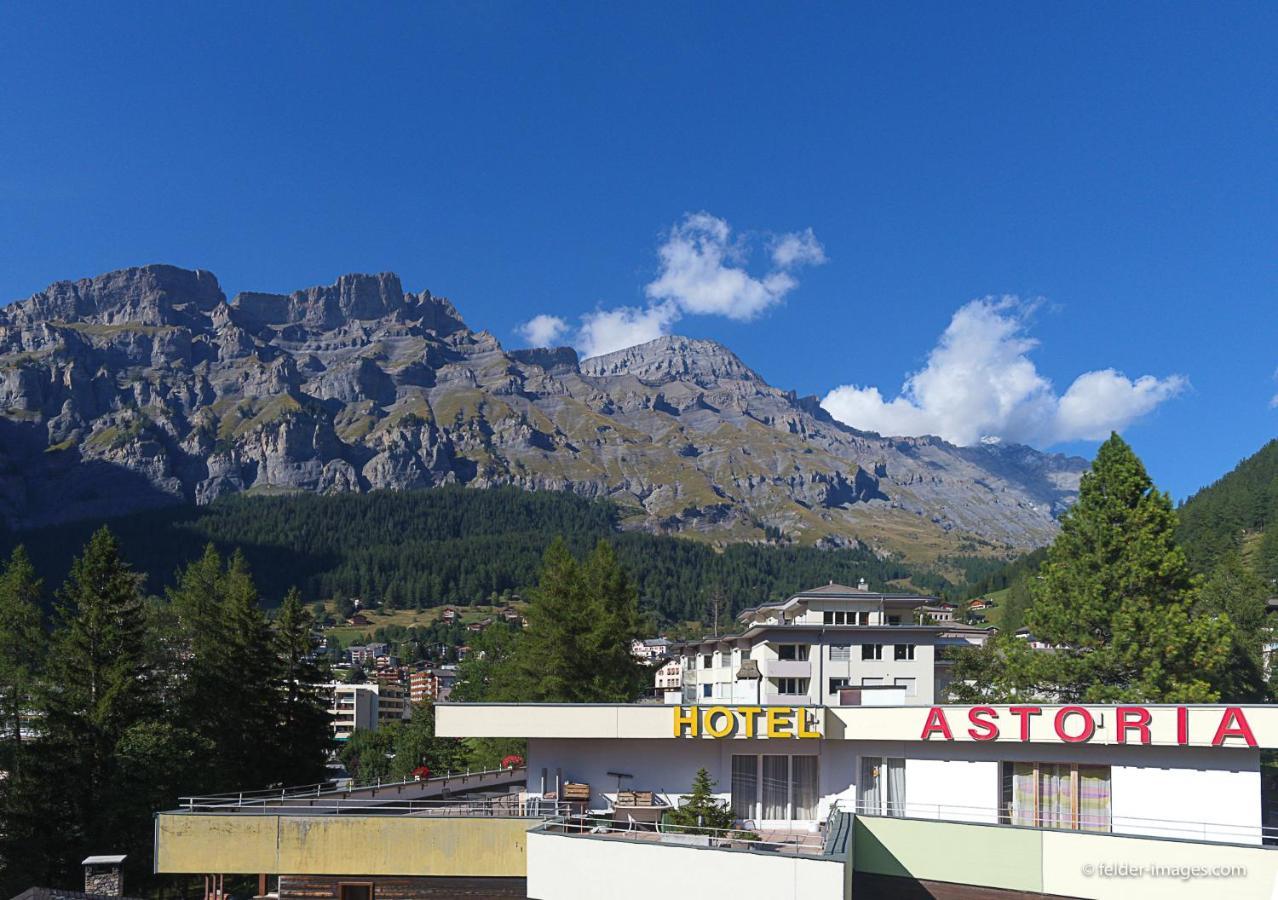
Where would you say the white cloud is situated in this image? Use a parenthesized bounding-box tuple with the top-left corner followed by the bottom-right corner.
(519, 213, 826, 359)
(644, 212, 823, 321)
(576, 302, 679, 359)
(771, 228, 827, 268)
(517, 314, 569, 347)
(821, 298, 1187, 447)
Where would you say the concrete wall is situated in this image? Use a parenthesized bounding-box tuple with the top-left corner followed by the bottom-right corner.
(525, 830, 843, 900)
(853, 814, 1278, 900)
(154, 813, 535, 876)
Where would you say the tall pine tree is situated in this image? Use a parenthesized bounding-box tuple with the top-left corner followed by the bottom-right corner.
(266, 587, 332, 786)
(40, 528, 152, 879)
(1022, 434, 1235, 702)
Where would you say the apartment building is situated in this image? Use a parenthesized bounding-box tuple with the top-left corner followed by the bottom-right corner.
(675, 582, 989, 707)
(376, 679, 412, 725)
(654, 658, 682, 691)
(328, 683, 379, 741)
(410, 669, 437, 705)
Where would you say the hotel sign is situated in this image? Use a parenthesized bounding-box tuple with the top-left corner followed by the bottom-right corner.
(673, 705, 821, 739)
(919, 705, 1258, 748)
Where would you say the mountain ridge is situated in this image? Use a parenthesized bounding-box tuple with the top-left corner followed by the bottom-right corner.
(0, 265, 1088, 559)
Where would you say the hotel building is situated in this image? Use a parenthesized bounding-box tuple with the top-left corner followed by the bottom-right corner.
(155, 584, 1278, 899)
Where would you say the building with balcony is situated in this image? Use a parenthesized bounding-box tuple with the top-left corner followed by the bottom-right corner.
(327, 683, 379, 741)
(674, 582, 989, 707)
(376, 679, 412, 725)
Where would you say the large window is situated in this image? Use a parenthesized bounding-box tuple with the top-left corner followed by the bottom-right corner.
(778, 644, 810, 661)
(1000, 762, 1111, 832)
(829, 644, 852, 661)
(894, 644, 915, 660)
(732, 754, 819, 821)
(862, 644, 883, 660)
(340, 885, 373, 900)
(828, 677, 851, 695)
(774, 677, 809, 695)
(731, 754, 758, 818)
(859, 757, 906, 816)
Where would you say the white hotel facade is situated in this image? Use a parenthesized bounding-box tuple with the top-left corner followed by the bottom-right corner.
(441, 584, 1271, 844)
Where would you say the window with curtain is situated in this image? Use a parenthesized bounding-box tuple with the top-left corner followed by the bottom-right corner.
(762, 756, 789, 819)
(859, 757, 881, 814)
(1078, 766, 1111, 831)
(731, 755, 757, 819)
(860, 757, 905, 816)
(999, 762, 1110, 831)
(829, 644, 851, 661)
(886, 758, 906, 817)
(791, 756, 819, 819)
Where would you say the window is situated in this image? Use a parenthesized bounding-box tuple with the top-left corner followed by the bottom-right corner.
(1000, 762, 1111, 832)
(855, 611, 870, 626)
(701, 683, 712, 698)
(862, 644, 883, 660)
(894, 644, 915, 660)
(828, 677, 851, 695)
(859, 757, 906, 816)
(823, 610, 834, 625)
(702, 654, 712, 668)
(731, 755, 758, 818)
(734, 754, 819, 821)
(775, 677, 808, 695)
(778, 644, 810, 661)
(340, 885, 373, 900)
(887, 615, 901, 625)
(829, 644, 852, 661)
(719, 649, 733, 666)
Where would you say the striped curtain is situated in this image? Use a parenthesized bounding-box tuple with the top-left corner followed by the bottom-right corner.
(1078, 766, 1111, 831)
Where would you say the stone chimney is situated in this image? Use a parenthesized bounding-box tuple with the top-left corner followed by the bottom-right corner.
(82, 855, 126, 897)
(857, 577, 868, 592)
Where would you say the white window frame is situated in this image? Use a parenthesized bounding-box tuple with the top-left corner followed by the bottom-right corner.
(861, 643, 883, 661)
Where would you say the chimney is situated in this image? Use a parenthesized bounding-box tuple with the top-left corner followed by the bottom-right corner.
(857, 578, 868, 592)
(83, 855, 126, 897)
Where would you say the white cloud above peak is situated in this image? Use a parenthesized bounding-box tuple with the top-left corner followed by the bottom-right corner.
(821, 298, 1187, 447)
(517, 314, 569, 347)
(517, 212, 826, 358)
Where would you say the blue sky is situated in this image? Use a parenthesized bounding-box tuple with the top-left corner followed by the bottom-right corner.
(1, 3, 1273, 499)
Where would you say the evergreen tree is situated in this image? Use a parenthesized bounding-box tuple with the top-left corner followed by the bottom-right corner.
(266, 587, 332, 786)
(0, 546, 44, 773)
(1019, 434, 1235, 702)
(40, 527, 152, 881)
(666, 768, 734, 834)
(1197, 552, 1271, 701)
(497, 539, 646, 703)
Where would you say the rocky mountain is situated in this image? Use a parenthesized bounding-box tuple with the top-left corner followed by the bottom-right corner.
(0, 265, 1088, 558)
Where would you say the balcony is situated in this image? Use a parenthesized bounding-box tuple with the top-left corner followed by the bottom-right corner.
(760, 658, 812, 679)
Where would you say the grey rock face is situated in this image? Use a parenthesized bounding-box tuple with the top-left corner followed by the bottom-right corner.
(0, 265, 1088, 557)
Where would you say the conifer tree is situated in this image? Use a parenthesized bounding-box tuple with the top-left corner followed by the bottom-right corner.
(1021, 434, 1235, 701)
(0, 546, 44, 773)
(40, 527, 152, 875)
(667, 768, 734, 834)
(268, 587, 332, 785)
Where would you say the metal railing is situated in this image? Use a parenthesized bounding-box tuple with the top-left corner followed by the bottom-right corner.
(179, 792, 569, 818)
(831, 798, 1278, 845)
(179, 765, 527, 808)
(534, 816, 829, 857)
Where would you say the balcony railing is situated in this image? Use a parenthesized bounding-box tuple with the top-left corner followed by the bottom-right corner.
(829, 798, 1273, 845)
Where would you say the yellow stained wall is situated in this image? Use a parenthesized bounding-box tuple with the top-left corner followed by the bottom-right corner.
(155, 814, 534, 876)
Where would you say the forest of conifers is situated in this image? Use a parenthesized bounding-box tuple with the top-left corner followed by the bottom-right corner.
(1, 486, 1000, 624)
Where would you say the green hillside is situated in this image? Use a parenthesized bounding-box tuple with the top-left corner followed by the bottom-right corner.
(1177, 439, 1278, 583)
(1, 486, 986, 626)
